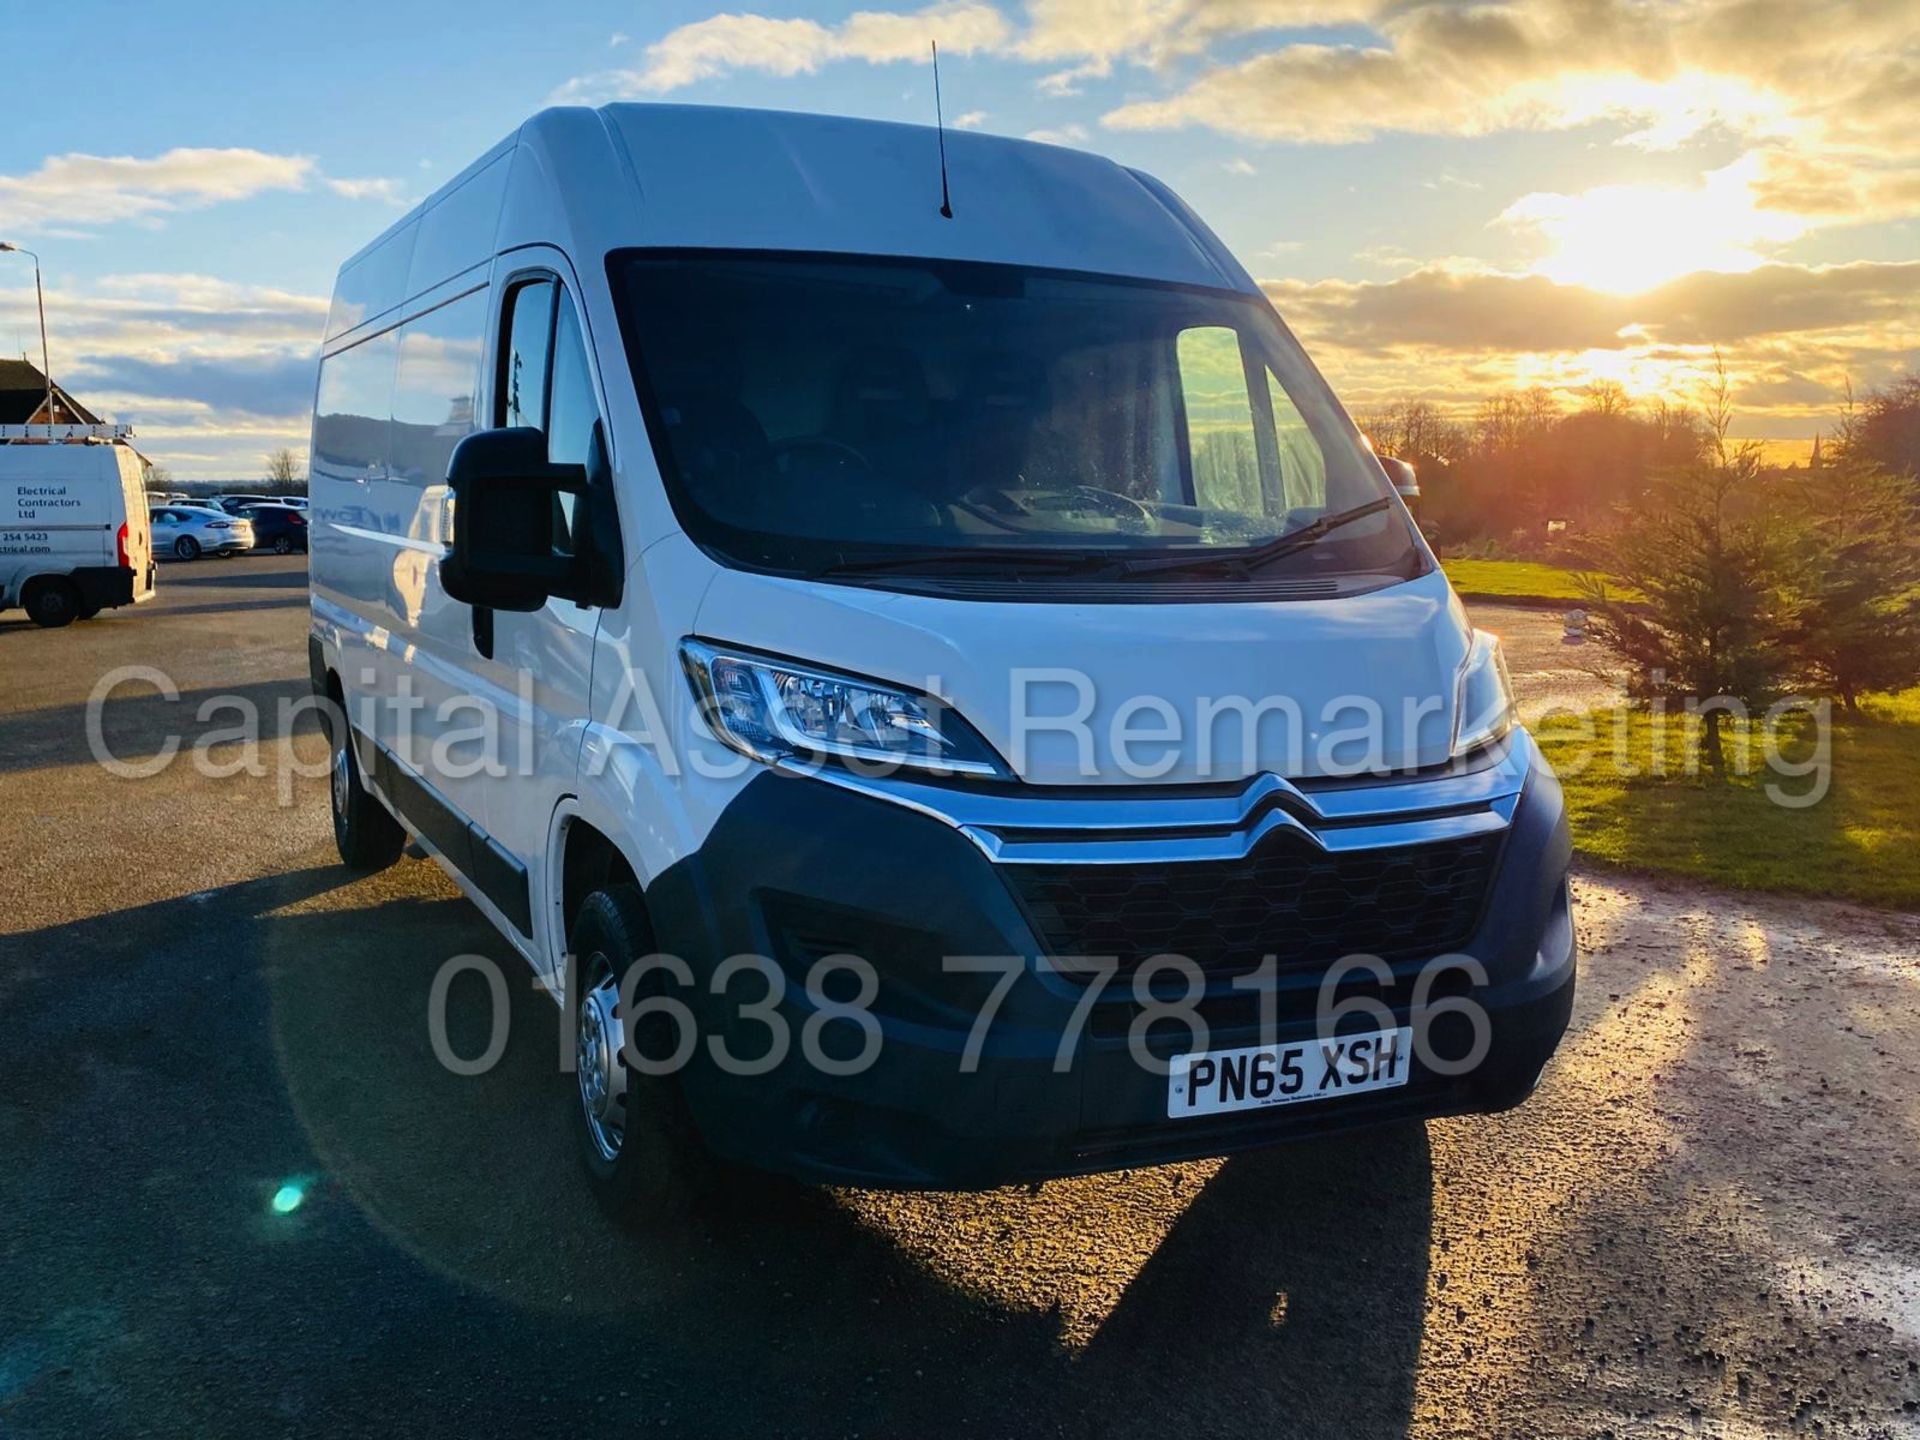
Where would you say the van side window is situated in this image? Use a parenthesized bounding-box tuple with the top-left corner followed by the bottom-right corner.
(546, 303, 596, 468)
(1263, 364, 1328, 511)
(391, 289, 485, 489)
(544, 303, 602, 553)
(314, 329, 398, 484)
(499, 280, 555, 431)
(494, 276, 600, 561)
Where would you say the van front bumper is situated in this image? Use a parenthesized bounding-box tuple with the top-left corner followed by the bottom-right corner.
(647, 736, 1576, 1189)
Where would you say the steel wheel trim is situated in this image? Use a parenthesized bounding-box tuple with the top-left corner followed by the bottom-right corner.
(577, 954, 629, 1161)
(331, 733, 351, 816)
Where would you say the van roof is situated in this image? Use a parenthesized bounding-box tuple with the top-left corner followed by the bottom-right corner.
(0, 442, 143, 484)
(326, 104, 1253, 344)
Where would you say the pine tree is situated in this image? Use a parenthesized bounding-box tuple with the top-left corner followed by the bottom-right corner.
(1787, 451, 1920, 712)
(1578, 376, 1798, 773)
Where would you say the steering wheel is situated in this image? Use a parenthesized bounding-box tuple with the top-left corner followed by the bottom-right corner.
(771, 436, 872, 474)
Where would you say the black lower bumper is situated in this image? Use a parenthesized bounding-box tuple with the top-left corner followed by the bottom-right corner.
(646, 747, 1577, 1189)
(70, 565, 139, 612)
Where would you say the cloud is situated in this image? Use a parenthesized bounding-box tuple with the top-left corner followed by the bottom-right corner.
(1017, 0, 1380, 73)
(1097, 1, 1917, 146)
(0, 271, 327, 475)
(1223, 157, 1257, 176)
(0, 148, 314, 232)
(1093, 0, 1920, 264)
(552, 2, 1011, 100)
(0, 147, 406, 235)
(1259, 258, 1920, 427)
(1496, 153, 1811, 293)
(1025, 122, 1091, 144)
(324, 176, 408, 205)
(1264, 259, 1920, 354)
(76, 354, 318, 418)
(954, 109, 990, 128)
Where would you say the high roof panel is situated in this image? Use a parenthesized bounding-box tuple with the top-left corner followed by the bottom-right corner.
(591, 104, 1241, 290)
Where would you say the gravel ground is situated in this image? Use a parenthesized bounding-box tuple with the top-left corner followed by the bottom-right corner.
(1466, 598, 1626, 720)
(3, 557, 1917, 1438)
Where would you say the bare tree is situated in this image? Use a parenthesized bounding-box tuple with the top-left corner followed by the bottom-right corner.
(264, 448, 303, 488)
(1583, 379, 1633, 417)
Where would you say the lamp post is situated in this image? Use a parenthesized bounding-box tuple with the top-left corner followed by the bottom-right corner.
(0, 242, 56, 439)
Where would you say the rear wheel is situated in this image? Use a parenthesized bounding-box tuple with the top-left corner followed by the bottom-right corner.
(328, 698, 405, 871)
(273, 535, 293, 555)
(76, 601, 102, 621)
(571, 885, 716, 1226)
(23, 578, 80, 628)
(174, 535, 201, 561)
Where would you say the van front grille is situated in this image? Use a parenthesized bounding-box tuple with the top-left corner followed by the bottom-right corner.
(1003, 832, 1500, 982)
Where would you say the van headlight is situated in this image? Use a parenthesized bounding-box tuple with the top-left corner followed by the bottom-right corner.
(680, 640, 1006, 778)
(1452, 629, 1516, 758)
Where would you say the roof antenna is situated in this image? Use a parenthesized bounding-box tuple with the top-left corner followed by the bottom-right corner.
(931, 40, 954, 219)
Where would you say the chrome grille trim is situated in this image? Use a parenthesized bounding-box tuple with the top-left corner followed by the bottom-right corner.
(775, 732, 1533, 866)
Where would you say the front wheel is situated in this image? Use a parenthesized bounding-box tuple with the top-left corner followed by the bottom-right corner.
(328, 701, 405, 871)
(571, 886, 717, 1226)
(174, 535, 201, 561)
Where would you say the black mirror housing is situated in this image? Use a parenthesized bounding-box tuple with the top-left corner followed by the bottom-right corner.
(441, 427, 587, 612)
(1377, 454, 1421, 513)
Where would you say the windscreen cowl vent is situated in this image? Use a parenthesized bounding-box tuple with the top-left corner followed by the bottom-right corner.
(856, 576, 1347, 604)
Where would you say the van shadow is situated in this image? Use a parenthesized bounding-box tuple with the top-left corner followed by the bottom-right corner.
(152, 595, 309, 620)
(2, 864, 1434, 1439)
(160, 561, 309, 592)
(0, 676, 321, 775)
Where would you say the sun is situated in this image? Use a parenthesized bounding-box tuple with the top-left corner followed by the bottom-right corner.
(1499, 156, 1806, 294)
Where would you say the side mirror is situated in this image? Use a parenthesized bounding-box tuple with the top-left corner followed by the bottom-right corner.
(441, 427, 587, 612)
(1377, 454, 1421, 513)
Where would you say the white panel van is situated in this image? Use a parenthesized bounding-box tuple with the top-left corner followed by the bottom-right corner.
(1, 442, 155, 626)
(309, 105, 1576, 1220)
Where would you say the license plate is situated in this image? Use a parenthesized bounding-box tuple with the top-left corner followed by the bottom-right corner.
(1167, 1027, 1414, 1119)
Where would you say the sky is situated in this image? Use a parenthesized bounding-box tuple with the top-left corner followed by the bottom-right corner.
(0, 0, 1914, 479)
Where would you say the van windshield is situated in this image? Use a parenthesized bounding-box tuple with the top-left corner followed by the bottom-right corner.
(613, 252, 1418, 586)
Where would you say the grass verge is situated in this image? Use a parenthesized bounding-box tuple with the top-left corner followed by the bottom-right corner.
(1442, 558, 1593, 603)
(1534, 689, 1920, 908)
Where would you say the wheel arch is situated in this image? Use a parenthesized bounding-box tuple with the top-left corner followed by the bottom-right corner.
(542, 795, 654, 991)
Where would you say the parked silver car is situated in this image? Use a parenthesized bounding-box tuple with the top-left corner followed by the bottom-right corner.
(149, 505, 255, 560)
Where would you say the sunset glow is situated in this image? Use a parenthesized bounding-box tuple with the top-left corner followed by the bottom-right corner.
(1502, 158, 1809, 295)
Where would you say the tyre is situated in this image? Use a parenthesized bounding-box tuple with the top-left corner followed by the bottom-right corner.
(273, 535, 293, 555)
(174, 535, 201, 560)
(23, 578, 80, 628)
(570, 885, 716, 1225)
(76, 602, 101, 621)
(328, 700, 405, 871)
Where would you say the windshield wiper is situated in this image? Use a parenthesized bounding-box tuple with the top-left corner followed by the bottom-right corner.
(806, 547, 1128, 582)
(1115, 497, 1397, 580)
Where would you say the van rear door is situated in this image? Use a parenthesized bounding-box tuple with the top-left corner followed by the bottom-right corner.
(116, 450, 154, 600)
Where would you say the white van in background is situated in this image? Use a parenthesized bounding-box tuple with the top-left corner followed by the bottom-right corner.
(1, 441, 155, 626)
(309, 105, 1575, 1221)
